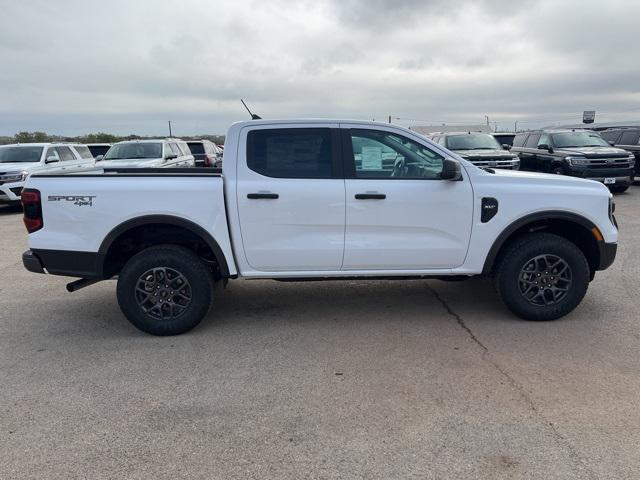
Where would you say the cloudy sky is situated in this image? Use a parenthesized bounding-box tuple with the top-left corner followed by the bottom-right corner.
(1, 0, 639, 136)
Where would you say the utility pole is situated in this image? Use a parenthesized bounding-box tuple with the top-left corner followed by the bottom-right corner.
(388, 115, 392, 124)
(485, 115, 490, 127)
(168, 121, 173, 137)
(514, 121, 518, 132)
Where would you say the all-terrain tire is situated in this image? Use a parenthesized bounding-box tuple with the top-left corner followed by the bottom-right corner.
(117, 245, 212, 335)
(494, 233, 590, 321)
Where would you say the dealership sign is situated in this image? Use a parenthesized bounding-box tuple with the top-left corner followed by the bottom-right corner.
(583, 110, 596, 124)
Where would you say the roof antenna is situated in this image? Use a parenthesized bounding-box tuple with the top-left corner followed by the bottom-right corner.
(241, 99, 261, 120)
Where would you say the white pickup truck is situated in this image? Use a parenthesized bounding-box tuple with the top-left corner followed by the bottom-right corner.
(21, 120, 618, 335)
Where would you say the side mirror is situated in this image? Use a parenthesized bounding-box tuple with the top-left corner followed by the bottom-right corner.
(45, 156, 59, 164)
(95, 155, 104, 161)
(502, 144, 512, 151)
(608, 140, 615, 146)
(165, 153, 178, 160)
(441, 158, 462, 181)
(538, 144, 554, 153)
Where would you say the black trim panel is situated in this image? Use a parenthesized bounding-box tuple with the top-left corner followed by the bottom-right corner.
(99, 215, 232, 277)
(22, 250, 45, 274)
(482, 211, 598, 274)
(598, 242, 617, 270)
(31, 249, 105, 278)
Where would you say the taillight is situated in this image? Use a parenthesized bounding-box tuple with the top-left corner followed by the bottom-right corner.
(21, 188, 43, 233)
(203, 154, 214, 167)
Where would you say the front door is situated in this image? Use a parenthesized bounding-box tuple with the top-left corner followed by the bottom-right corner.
(342, 126, 473, 270)
(236, 124, 345, 272)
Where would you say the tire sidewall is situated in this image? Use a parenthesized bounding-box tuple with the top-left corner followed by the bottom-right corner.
(117, 246, 212, 335)
(497, 235, 590, 321)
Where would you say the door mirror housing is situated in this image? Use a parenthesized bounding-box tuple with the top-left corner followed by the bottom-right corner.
(45, 156, 59, 164)
(502, 144, 512, 151)
(95, 155, 104, 161)
(165, 153, 178, 160)
(441, 158, 462, 181)
(538, 143, 553, 153)
(608, 140, 615, 146)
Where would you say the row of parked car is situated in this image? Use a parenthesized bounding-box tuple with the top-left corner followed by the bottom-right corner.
(0, 138, 223, 205)
(428, 128, 639, 193)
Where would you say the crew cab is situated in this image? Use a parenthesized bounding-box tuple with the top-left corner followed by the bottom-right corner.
(0, 143, 95, 205)
(512, 129, 635, 193)
(98, 139, 195, 168)
(21, 120, 618, 336)
(429, 132, 520, 170)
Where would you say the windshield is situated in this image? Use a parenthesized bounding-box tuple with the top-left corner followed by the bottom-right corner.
(103, 142, 162, 160)
(0, 146, 43, 163)
(446, 134, 501, 150)
(551, 132, 609, 148)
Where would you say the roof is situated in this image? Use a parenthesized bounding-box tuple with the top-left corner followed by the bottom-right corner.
(429, 131, 496, 137)
(0, 142, 80, 147)
(544, 120, 640, 130)
(410, 124, 491, 134)
(113, 139, 169, 144)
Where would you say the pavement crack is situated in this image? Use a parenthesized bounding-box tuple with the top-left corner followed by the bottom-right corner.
(427, 283, 598, 480)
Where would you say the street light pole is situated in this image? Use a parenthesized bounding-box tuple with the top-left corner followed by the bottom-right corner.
(168, 121, 173, 137)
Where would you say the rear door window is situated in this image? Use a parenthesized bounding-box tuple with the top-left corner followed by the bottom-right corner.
(512, 134, 528, 147)
(246, 128, 336, 178)
(600, 130, 621, 143)
(619, 130, 640, 146)
(73, 145, 94, 159)
(56, 146, 76, 161)
(525, 134, 541, 148)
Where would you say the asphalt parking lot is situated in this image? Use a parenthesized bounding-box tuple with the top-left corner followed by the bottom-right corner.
(1, 189, 639, 480)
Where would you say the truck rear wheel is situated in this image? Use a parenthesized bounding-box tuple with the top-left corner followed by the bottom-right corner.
(116, 245, 212, 335)
(494, 233, 590, 321)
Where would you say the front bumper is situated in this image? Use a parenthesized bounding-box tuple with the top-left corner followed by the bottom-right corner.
(566, 166, 634, 184)
(597, 242, 617, 271)
(0, 181, 24, 203)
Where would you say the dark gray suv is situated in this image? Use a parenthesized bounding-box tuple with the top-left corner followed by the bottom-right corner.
(511, 129, 635, 193)
(600, 128, 640, 180)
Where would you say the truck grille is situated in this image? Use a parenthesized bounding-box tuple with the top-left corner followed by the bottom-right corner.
(586, 158, 631, 169)
(468, 158, 518, 169)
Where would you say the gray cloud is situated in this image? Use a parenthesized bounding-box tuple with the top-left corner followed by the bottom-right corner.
(0, 0, 639, 135)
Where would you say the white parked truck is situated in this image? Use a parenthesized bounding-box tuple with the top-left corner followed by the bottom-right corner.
(21, 120, 618, 335)
(0, 143, 95, 204)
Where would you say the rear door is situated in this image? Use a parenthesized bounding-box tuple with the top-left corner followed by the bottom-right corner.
(236, 124, 345, 271)
(341, 125, 473, 270)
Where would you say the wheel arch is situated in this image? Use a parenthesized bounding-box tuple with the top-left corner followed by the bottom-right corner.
(482, 211, 601, 276)
(99, 215, 230, 278)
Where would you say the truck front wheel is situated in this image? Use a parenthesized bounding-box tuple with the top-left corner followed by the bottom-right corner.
(494, 233, 590, 321)
(116, 245, 212, 335)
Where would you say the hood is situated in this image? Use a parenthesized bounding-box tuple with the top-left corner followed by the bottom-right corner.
(454, 149, 516, 159)
(96, 158, 164, 168)
(487, 168, 609, 190)
(556, 146, 629, 157)
(0, 162, 41, 173)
